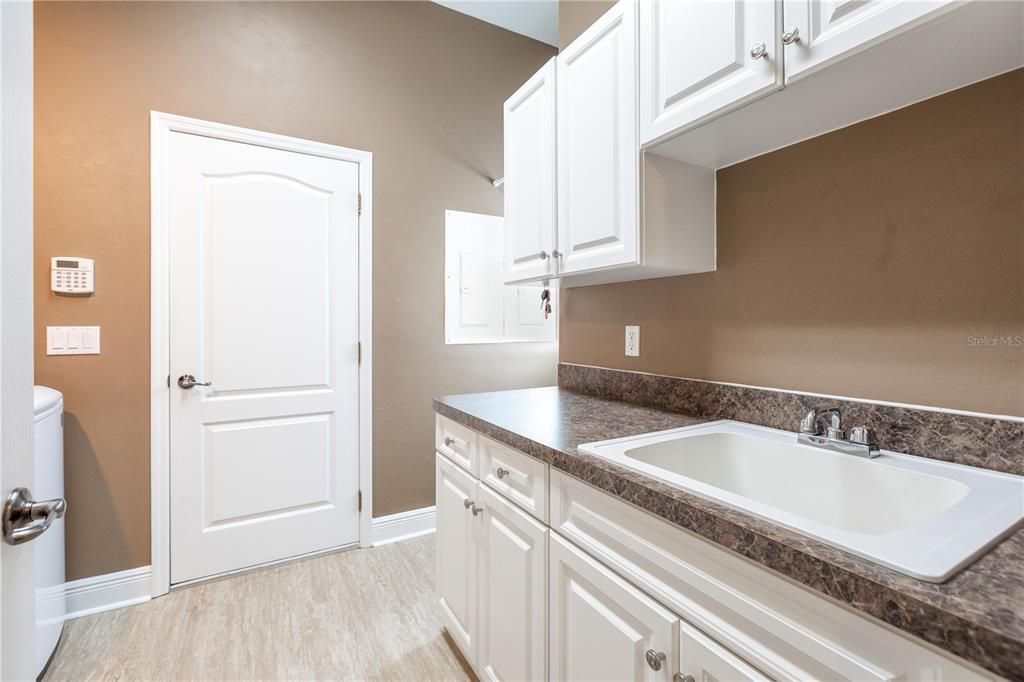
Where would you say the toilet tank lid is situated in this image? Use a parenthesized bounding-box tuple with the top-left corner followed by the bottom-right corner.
(34, 386, 63, 422)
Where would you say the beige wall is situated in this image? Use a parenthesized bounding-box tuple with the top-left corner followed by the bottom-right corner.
(560, 69, 1024, 417)
(35, 1, 557, 580)
(559, 0, 615, 49)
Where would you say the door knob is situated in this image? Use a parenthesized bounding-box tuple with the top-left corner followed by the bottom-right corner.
(178, 374, 212, 389)
(496, 467, 509, 479)
(782, 26, 801, 45)
(645, 649, 666, 671)
(750, 42, 768, 59)
(2, 487, 66, 545)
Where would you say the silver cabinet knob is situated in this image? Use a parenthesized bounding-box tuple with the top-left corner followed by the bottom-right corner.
(674, 675, 695, 682)
(552, 249, 562, 259)
(539, 250, 549, 260)
(471, 505, 483, 516)
(750, 42, 768, 59)
(463, 498, 474, 509)
(645, 649, 666, 671)
(782, 26, 800, 45)
(177, 374, 212, 389)
(496, 467, 509, 479)
(443, 436, 455, 447)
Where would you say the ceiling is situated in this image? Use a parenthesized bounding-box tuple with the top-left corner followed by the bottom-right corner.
(432, 0, 559, 47)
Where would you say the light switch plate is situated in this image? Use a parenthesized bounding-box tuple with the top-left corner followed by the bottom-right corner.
(625, 325, 640, 357)
(47, 326, 100, 355)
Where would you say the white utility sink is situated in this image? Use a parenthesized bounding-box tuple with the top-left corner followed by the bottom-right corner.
(579, 421, 1024, 582)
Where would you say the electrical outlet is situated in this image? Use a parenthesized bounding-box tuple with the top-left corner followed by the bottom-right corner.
(625, 325, 640, 357)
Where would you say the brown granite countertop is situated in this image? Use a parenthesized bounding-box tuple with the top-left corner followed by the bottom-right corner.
(434, 386, 1024, 680)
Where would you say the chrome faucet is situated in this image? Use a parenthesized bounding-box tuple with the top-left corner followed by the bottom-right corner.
(798, 407, 879, 459)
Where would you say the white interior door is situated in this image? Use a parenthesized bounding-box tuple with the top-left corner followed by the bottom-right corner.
(167, 130, 361, 584)
(1, 2, 42, 679)
(639, 0, 782, 144)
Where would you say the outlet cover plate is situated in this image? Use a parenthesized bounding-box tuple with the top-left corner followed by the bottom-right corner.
(625, 325, 640, 357)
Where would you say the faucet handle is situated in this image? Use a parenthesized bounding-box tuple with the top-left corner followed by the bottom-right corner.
(849, 426, 877, 448)
(799, 409, 821, 435)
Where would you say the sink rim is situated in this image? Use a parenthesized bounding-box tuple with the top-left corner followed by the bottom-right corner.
(578, 420, 1024, 583)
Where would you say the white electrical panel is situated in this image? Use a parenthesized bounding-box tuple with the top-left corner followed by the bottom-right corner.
(47, 326, 100, 355)
(51, 257, 94, 294)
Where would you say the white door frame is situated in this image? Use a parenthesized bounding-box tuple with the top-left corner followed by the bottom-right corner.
(149, 112, 373, 597)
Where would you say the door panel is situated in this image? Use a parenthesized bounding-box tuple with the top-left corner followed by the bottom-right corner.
(679, 619, 769, 681)
(168, 131, 360, 584)
(557, 0, 639, 275)
(782, 0, 959, 81)
(504, 58, 557, 283)
(477, 485, 547, 682)
(436, 453, 478, 664)
(640, 0, 782, 143)
(550, 533, 677, 682)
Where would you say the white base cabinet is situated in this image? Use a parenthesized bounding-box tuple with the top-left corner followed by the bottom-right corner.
(435, 451, 548, 681)
(436, 420, 993, 682)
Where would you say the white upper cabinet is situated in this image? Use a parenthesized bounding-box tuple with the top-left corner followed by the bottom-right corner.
(639, 0, 782, 146)
(556, 0, 639, 276)
(504, 57, 558, 284)
(782, 0, 959, 81)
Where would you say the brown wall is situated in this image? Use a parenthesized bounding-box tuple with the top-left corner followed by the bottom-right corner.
(35, 2, 557, 580)
(560, 69, 1024, 417)
(559, 0, 615, 49)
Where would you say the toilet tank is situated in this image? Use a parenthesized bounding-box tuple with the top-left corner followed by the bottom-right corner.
(34, 386, 65, 675)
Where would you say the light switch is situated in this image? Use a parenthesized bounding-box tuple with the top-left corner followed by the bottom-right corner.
(47, 326, 100, 355)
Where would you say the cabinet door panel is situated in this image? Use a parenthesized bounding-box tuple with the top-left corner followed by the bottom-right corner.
(557, 0, 638, 275)
(782, 0, 959, 81)
(640, 0, 782, 144)
(550, 532, 676, 682)
(435, 452, 478, 664)
(504, 58, 557, 283)
(477, 485, 547, 682)
(679, 619, 769, 681)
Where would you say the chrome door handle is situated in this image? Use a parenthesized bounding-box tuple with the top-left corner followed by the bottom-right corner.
(177, 374, 212, 389)
(3, 487, 66, 545)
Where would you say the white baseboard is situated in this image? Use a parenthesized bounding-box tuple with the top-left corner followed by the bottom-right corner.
(371, 506, 436, 546)
(64, 565, 152, 621)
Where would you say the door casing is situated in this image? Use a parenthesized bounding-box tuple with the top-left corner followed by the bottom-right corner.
(149, 112, 373, 597)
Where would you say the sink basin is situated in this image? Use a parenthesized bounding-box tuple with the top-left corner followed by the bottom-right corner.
(579, 421, 1024, 582)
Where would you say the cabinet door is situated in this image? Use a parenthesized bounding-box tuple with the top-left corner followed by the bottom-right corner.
(557, 0, 639, 276)
(782, 0, 959, 81)
(504, 58, 558, 284)
(435, 452, 478, 664)
(639, 0, 781, 145)
(550, 533, 677, 682)
(678, 619, 769, 682)
(476, 485, 547, 682)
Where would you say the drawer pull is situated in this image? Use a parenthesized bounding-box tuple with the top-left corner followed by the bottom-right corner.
(471, 504, 483, 516)
(496, 467, 509, 479)
(444, 436, 456, 447)
(673, 675, 695, 682)
(463, 499, 474, 509)
(645, 649, 666, 671)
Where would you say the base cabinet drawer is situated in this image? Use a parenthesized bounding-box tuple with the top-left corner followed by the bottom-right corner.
(436, 414, 479, 474)
(479, 434, 548, 522)
(550, 532, 677, 682)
